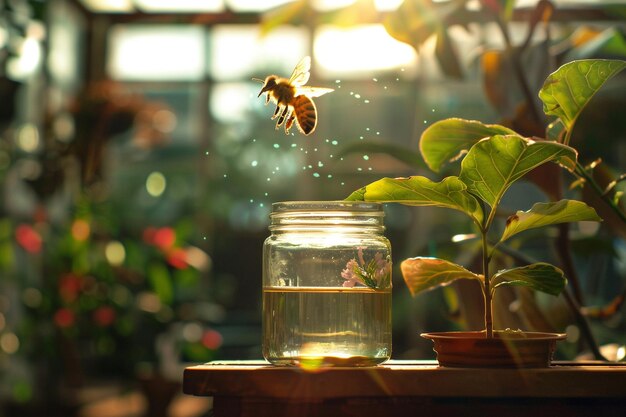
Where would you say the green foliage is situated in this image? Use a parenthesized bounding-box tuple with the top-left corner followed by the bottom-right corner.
(490, 263, 566, 297)
(501, 200, 602, 242)
(458, 134, 577, 208)
(539, 59, 626, 142)
(346, 176, 483, 226)
(419, 118, 515, 173)
(346, 59, 622, 336)
(400, 257, 480, 296)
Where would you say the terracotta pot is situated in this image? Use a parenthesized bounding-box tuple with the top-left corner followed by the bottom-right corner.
(422, 331, 566, 368)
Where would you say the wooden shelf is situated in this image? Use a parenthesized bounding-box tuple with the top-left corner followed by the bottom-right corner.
(183, 360, 626, 417)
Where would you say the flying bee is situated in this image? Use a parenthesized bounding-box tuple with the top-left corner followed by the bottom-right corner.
(254, 56, 333, 135)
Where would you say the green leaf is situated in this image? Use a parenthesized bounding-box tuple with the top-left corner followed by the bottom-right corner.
(420, 118, 516, 173)
(148, 263, 173, 305)
(491, 263, 567, 296)
(337, 141, 426, 170)
(459, 135, 577, 209)
(345, 187, 367, 201)
(538, 59, 626, 133)
(401, 257, 481, 296)
(435, 27, 464, 79)
(260, 0, 308, 36)
(345, 176, 484, 225)
(501, 200, 602, 242)
(383, 0, 463, 52)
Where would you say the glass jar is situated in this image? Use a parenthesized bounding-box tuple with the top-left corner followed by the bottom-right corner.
(262, 201, 392, 367)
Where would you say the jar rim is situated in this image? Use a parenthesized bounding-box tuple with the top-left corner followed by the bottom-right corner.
(271, 200, 382, 213)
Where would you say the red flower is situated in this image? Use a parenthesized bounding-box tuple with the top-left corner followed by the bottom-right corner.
(15, 224, 42, 253)
(93, 306, 116, 327)
(153, 227, 176, 250)
(166, 247, 188, 269)
(59, 274, 82, 303)
(143, 226, 157, 244)
(54, 308, 75, 328)
(201, 329, 223, 350)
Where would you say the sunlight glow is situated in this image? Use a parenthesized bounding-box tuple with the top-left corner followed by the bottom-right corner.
(314, 24, 417, 76)
(7, 35, 42, 80)
(374, 0, 404, 11)
(82, 0, 134, 12)
(134, 0, 224, 12)
(211, 83, 254, 123)
(107, 25, 204, 81)
(227, 0, 295, 12)
(210, 25, 308, 81)
(312, 0, 356, 11)
(313, 0, 403, 11)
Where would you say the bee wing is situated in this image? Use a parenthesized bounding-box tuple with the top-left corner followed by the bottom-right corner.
(296, 87, 334, 98)
(289, 56, 311, 87)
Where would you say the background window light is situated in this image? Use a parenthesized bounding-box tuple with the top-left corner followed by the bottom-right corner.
(210, 83, 258, 123)
(134, 0, 224, 13)
(314, 24, 418, 77)
(81, 0, 134, 13)
(209, 25, 309, 81)
(226, 0, 296, 12)
(107, 25, 205, 81)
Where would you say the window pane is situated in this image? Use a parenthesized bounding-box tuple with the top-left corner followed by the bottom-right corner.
(226, 0, 295, 12)
(81, 0, 134, 13)
(210, 83, 259, 123)
(134, 0, 224, 12)
(107, 25, 205, 81)
(314, 24, 417, 78)
(209, 25, 309, 81)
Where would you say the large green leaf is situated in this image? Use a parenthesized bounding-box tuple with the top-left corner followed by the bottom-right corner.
(420, 118, 516, 173)
(400, 257, 481, 296)
(345, 176, 483, 225)
(538, 59, 626, 133)
(458, 135, 577, 209)
(500, 200, 602, 242)
(491, 263, 566, 296)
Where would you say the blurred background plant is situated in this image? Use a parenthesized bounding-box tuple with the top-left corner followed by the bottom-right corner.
(0, 0, 625, 416)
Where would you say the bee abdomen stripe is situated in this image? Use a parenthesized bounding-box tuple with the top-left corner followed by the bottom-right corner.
(294, 96, 317, 135)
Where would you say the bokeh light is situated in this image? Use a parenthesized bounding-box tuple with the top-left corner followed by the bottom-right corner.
(146, 171, 167, 197)
(0, 332, 20, 354)
(105, 241, 126, 266)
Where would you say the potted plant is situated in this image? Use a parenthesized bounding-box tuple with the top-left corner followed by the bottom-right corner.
(346, 59, 625, 367)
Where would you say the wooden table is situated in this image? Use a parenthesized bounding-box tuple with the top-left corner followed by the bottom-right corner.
(183, 360, 626, 417)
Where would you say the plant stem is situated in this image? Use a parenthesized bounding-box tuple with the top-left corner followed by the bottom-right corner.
(562, 289, 607, 361)
(482, 230, 493, 338)
(496, 243, 607, 361)
(575, 161, 626, 224)
(556, 222, 584, 305)
(493, 16, 542, 124)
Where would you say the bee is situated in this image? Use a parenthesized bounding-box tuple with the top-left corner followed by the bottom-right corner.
(254, 56, 333, 135)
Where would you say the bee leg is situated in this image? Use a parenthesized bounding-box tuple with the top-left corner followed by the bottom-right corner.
(265, 94, 270, 105)
(271, 104, 281, 119)
(276, 106, 289, 127)
(285, 112, 295, 134)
